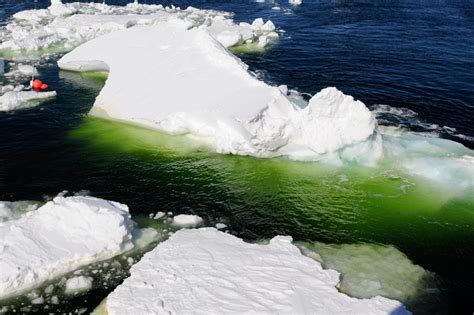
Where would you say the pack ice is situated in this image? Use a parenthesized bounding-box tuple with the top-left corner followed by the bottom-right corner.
(102, 228, 410, 314)
(0, 0, 277, 54)
(0, 196, 134, 299)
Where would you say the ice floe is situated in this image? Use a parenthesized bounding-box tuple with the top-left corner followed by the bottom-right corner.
(171, 214, 203, 228)
(58, 20, 378, 163)
(64, 276, 93, 295)
(0, 0, 278, 55)
(0, 196, 135, 299)
(58, 19, 473, 191)
(0, 89, 56, 111)
(102, 228, 409, 314)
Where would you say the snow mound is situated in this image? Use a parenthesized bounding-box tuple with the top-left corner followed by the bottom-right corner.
(0, 196, 134, 299)
(0, 0, 277, 54)
(58, 20, 378, 162)
(172, 214, 203, 228)
(0, 90, 56, 112)
(103, 228, 409, 314)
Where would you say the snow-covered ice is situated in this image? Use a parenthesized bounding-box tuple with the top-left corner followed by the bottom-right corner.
(102, 228, 409, 314)
(0, 1, 278, 54)
(0, 196, 135, 299)
(59, 20, 378, 163)
(0, 90, 56, 112)
(172, 214, 203, 228)
(57, 17, 474, 191)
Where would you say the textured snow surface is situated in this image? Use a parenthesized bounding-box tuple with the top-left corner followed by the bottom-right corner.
(59, 20, 378, 162)
(104, 228, 409, 314)
(0, 0, 277, 54)
(0, 196, 134, 299)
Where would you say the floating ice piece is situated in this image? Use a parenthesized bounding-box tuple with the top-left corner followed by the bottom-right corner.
(172, 214, 204, 228)
(0, 0, 277, 54)
(0, 90, 56, 112)
(289, 0, 303, 5)
(0, 196, 134, 299)
(103, 228, 409, 314)
(58, 20, 378, 162)
(64, 276, 93, 295)
(215, 222, 227, 229)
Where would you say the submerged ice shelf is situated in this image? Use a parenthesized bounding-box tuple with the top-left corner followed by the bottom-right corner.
(101, 228, 410, 314)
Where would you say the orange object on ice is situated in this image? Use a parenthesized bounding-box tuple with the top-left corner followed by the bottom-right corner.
(40, 83, 48, 90)
(32, 79, 43, 89)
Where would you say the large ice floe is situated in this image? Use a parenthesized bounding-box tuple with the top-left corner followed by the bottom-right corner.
(0, 196, 136, 299)
(0, 0, 277, 55)
(98, 228, 409, 314)
(58, 19, 378, 164)
(58, 16, 474, 193)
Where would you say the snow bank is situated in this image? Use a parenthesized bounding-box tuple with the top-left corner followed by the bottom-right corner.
(103, 228, 409, 314)
(0, 196, 134, 299)
(0, 1, 277, 54)
(0, 90, 56, 111)
(171, 214, 203, 228)
(59, 20, 378, 162)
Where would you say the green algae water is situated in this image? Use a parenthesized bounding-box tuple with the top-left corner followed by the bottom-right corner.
(67, 115, 474, 313)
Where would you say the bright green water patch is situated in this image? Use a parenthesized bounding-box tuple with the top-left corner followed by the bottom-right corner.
(69, 117, 474, 313)
(70, 117, 474, 244)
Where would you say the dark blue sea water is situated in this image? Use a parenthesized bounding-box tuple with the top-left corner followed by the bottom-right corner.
(0, 0, 473, 314)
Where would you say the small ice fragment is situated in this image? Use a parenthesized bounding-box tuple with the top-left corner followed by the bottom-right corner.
(31, 296, 44, 304)
(153, 211, 165, 219)
(44, 284, 54, 294)
(172, 214, 203, 228)
(64, 276, 93, 295)
(215, 223, 227, 230)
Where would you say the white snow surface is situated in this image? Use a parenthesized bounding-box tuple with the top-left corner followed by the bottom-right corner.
(104, 228, 409, 314)
(0, 196, 134, 299)
(58, 20, 377, 162)
(171, 214, 203, 228)
(0, 90, 56, 111)
(0, 1, 277, 53)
